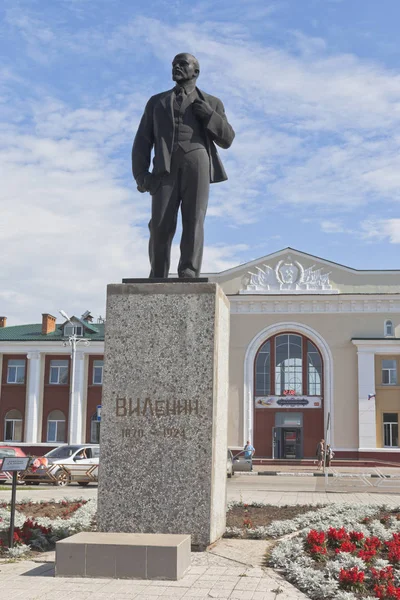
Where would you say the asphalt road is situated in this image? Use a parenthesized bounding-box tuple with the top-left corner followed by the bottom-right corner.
(1, 475, 400, 505)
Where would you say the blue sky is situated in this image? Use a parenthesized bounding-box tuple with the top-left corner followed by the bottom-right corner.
(1, 0, 400, 324)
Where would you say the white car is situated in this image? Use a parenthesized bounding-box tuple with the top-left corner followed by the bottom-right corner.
(227, 449, 234, 478)
(23, 445, 99, 486)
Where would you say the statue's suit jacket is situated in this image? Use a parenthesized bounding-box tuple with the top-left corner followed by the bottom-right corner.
(132, 87, 235, 188)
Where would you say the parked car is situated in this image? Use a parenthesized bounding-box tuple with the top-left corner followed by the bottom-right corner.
(0, 446, 28, 482)
(232, 449, 252, 473)
(227, 449, 234, 478)
(22, 444, 99, 486)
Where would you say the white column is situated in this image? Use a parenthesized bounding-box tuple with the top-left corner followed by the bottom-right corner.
(26, 352, 41, 443)
(357, 351, 377, 449)
(69, 350, 85, 444)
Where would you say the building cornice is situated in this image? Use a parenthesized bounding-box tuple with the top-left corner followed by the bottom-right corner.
(0, 341, 104, 354)
(229, 294, 400, 315)
(352, 339, 400, 353)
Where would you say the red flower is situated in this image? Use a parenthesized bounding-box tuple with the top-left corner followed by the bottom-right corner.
(357, 548, 376, 562)
(365, 536, 382, 551)
(13, 531, 22, 544)
(371, 566, 395, 582)
(373, 582, 400, 599)
(306, 530, 325, 546)
(385, 534, 400, 565)
(335, 540, 356, 554)
(349, 531, 364, 544)
(305, 530, 327, 561)
(339, 567, 365, 591)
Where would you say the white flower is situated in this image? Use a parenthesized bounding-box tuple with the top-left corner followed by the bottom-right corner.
(6, 544, 30, 558)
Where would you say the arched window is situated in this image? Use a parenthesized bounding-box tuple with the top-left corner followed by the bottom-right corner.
(255, 333, 323, 397)
(47, 410, 66, 443)
(385, 320, 394, 337)
(90, 413, 100, 443)
(4, 409, 23, 442)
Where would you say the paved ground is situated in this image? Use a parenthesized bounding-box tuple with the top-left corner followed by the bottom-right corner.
(2, 472, 400, 599)
(1, 473, 400, 505)
(252, 464, 400, 474)
(227, 474, 400, 505)
(0, 539, 308, 600)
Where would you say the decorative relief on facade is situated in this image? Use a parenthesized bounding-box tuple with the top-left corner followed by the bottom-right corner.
(240, 256, 337, 294)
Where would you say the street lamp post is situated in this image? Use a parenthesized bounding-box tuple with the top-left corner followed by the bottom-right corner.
(59, 310, 90, 444)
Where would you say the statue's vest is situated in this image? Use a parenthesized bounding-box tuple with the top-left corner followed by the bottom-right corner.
(172, 94, 207, 153)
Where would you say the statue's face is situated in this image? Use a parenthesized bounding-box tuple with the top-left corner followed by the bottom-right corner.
(172, 54, 199, 83)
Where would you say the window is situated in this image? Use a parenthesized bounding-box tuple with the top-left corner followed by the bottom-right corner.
(4, 409, 23, 442)
(255, 340, 271, 395)
(382, 359, 397, 385)
(275, 334, 303, 395)
(255, 333, 323, 397)
(47, 410, 66, 442)
(384, 320, 394, 337)
(49, 360, 69, 384)
(93, 360, 104, 385)
(90, 413, 100, 443)
(7, 359, 25, 384)
(64, 324, 83, 337)
(383, 413, 399, 447)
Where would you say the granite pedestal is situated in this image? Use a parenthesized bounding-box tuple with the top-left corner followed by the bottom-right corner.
(97, 282, 230, 549)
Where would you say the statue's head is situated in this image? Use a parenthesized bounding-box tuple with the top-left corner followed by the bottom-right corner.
(172, 53, 200, 83)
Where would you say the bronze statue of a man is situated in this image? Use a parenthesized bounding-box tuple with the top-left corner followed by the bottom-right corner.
(132, 53, 235, 278)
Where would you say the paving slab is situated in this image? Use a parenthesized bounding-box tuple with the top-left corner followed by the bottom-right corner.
(0, 539, 309, 600)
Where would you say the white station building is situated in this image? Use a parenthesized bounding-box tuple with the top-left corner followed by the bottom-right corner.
(0, 247, 399, 461)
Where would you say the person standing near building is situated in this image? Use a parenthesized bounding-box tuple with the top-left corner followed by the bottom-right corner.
(244, 440, 255, 471)
(316, 438, 325, 470)
(325, 444, 334, 467)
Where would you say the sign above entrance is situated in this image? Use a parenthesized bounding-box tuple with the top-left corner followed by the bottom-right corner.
(255, 396, 322, 409)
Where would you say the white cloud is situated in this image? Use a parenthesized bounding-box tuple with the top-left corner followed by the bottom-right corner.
(321, 220, 349, 234)
(0, 92, 248, 324)
(361, 219, 400, 244)
(2, 7, 400, 323)
(95, 15, 400, 215)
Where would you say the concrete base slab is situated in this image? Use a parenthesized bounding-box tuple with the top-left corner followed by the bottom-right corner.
(56, 532, 191, 580)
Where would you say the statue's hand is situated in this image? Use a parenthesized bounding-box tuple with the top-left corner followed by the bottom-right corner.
(192, 99, 214, 120)
(136, 172, 156, 194)
(136, 172, 161, 196)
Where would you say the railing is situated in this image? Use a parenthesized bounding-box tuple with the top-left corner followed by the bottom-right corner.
(19, 463, 98, 485)
(325, 466, 400, 490)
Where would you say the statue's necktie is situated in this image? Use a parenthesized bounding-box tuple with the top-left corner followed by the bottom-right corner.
(175, 88, 184, 106)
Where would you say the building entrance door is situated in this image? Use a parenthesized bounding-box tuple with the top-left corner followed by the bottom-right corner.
(283, 428, 300, 459)
(272, 426, 302, 459)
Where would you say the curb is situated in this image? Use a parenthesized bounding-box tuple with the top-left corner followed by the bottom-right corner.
(235, 472, 400, 478)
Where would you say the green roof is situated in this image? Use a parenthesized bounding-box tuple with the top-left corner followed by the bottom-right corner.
(0, 323, 105, 342)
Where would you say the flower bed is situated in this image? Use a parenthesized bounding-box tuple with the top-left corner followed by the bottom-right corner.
(0, 497, 97, 558)
(226, 503, 318, 532)
(269, 503, 400, 600)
